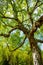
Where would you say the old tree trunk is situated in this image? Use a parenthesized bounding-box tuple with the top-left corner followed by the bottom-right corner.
(29, 28, 42, 65)
(29, 37, 42, 65)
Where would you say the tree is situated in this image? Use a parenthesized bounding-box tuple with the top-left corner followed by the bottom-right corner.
(0, 0, 43, 65)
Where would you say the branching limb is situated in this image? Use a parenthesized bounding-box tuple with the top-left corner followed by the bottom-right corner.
(30, 15, 43, 34)
(36, 2, 43, 9)
(0, 26, 18, 37)
(0, 23, 29, 37)
(31, 0, 39, 14)
(0, 15, 29, 37)
(26, 0, 33, 24)
(35, 38, 43, 43)
(31, 1, 43, 14)
(29, 15, 43, 45)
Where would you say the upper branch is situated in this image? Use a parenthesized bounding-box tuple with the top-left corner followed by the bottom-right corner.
(31, 1, 43, 14)
(26, 0, 33, 24)
(31, 0, 39, 14)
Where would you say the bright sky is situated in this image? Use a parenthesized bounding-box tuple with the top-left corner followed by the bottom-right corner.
(41, 44, 43, 50)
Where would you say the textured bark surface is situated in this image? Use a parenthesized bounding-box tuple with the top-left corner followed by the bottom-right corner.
(29, 37, 42, 65)
(29, 29, 42, 65)
(32, 46, 42, 65)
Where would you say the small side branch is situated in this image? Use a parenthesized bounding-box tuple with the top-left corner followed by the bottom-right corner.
(31, 1, 43, 14)
(0, 33, 10, 37)
(31, 0, 39, 14)
(26, 0, 33, 24)
(35, 15, 43, 28)
(35, 38, 43, 43)
(0, 26, 18, 37)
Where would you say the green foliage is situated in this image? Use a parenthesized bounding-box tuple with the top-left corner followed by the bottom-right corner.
(0, 0, 43, 65)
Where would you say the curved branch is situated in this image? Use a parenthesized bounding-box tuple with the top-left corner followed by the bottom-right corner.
(0, 23, 29, 37)
(0, 15, 30, 37)
(11, 36, 27, 51)
(6, 33, 31, 54)
(6, 36, 26, 52)
(0, 26, 18, 37)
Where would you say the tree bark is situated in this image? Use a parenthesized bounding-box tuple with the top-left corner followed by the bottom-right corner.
(29, 34, 42, 65)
